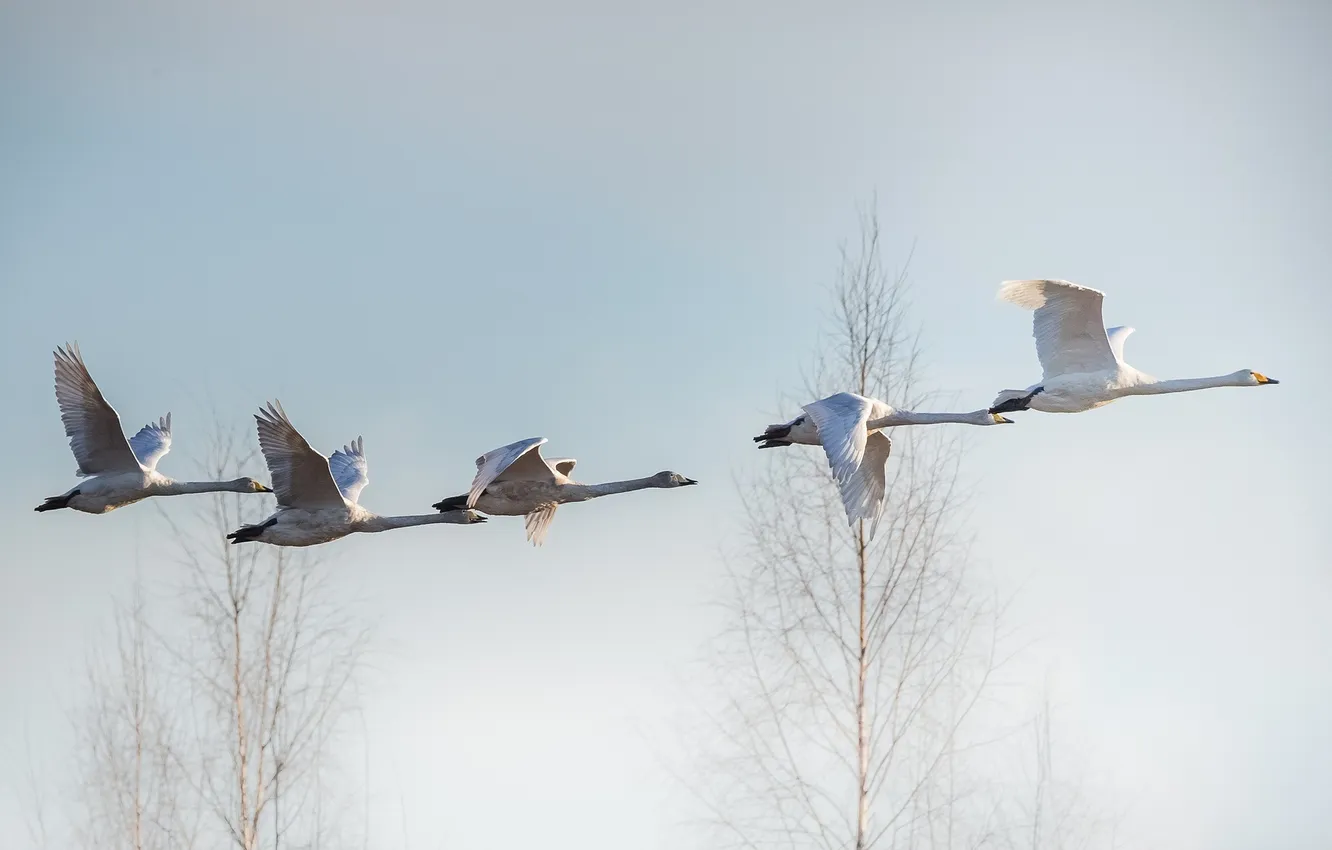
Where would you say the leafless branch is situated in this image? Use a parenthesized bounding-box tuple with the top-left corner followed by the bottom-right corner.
(63, 422, 370, 850)
(682, 208, 1105, 850)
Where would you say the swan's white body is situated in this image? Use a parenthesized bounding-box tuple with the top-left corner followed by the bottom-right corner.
(229, 403, 484, 547)
(433, 437, 696, 546)
(991, 279, 1278, 415)
(50, 469, 241, 515)
(37, 344, 271, 514)
(755, 393, 1011, 536)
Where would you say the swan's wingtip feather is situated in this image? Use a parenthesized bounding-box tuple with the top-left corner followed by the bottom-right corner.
(998, 278, 1106, 310)
(997, 279, 1051, 309)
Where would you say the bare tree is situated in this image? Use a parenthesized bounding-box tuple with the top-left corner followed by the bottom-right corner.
(73, 583, 197, 850)
(159, 430, 369, 850)
(986, 686, 1127, 850)
(67, 425, 369, 850)
(689, 210, 1009, 850)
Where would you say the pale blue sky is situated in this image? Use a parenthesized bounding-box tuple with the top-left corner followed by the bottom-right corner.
(2, 0, 1329, 848)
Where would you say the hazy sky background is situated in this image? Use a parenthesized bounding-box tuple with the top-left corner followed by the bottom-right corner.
(2, 0, 1329, 847)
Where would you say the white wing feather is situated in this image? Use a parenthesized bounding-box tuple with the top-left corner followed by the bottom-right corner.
(999, 280, 1119, 379)
(822, 431, 892, 535)
(328, 436, 370, 504)
(858, 432, 892, 539)
(254, 402, 347, 509)
(801, 392, 875, 503)
(799, 392, 895, 535)
(1104, 326, 1136, 364)
(128, 414, 173, 471)
(524, 503, 560, 546)
(545, 457, 577, 477)
(467, 437, 556, 509)
(53, 343, 141, 476)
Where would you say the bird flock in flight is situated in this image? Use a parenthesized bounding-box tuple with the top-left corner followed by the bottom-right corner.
(35, 280, 1279, 547)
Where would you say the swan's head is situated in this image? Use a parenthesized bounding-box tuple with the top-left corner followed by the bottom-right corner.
(233, 477, 273, 493)
(1239, 370, 1280, 386)
(978, 411, 1015, 425)
(653, 471, 698, 488)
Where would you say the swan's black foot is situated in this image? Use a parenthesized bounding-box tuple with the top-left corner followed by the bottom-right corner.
(226, 516, 276, 544)
(432, 494, 468, 512)
(34, 491, 78, 512)
(988, 386, 1044, 415)
(753, 423, 793, 446)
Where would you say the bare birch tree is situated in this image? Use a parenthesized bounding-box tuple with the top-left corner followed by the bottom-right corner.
(69, 426, 369, 850)
(73, 584, 197, 850)
(691, 211, 1007, 850)
(164, 430, 369, 850)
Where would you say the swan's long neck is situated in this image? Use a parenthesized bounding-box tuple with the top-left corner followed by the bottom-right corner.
(867, 410, 984, 428)
(155, 478, 253, 496)
(1125, 374, 1243, 395)
(357, 514, 469, 533)
(559, 477, 661, 503)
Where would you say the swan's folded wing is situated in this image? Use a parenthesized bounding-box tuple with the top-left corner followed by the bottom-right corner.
(53, 343, 141, 476)
(254, 402, 346, 509)
(998, 280, 1118, 379)
(328, 436, 369, 504)
(128, 414, 172, 471)
(468, 437, 555, 509)
(524, 502, 559, 546)
(801, 392, 874, 498)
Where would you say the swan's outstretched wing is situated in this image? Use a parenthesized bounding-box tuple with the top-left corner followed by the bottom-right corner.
(468, 437, 557, 509)
(128, 414, 173, 471)
(1105, 326, 1136, 364)
(545, 457, 577, 477)
(524, 502, 559, 546)
(999, 280, 1118, 379)
(859, 432, 892, 539)
(801, 392, 875, 504)
(254, 402, 346, 509)
(802, 393, 894, 534)
(53, 343, 141, 476)
(328, 436, 369, 504)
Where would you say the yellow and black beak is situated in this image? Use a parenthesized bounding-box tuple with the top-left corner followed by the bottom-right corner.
(991, 413, 1015, 424)
(1254, 372, 1280, 385)
(258, 483, 274, 493)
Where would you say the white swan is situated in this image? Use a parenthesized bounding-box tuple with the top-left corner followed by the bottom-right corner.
(431, 437, 697, 546)
(227, 402, 485, 547)
(754, 392, 1012, 536)
(990, 279, 1279, 415)
(35, 343, 272, 514)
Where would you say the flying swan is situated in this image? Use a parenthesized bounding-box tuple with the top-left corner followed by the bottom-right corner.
(989, 279, 1279, 415)
(227, 402, 485, 547)
(431, 437, 697, 546)
(754, 392, 1013, 537)
(35, 343, 272, 513)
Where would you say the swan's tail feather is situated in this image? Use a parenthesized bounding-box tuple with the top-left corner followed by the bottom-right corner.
(34, 492, 76, 512)
(989, 386, 1043, 415)
(226, 516, 276, 545)
(432, 494, 468, 512)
